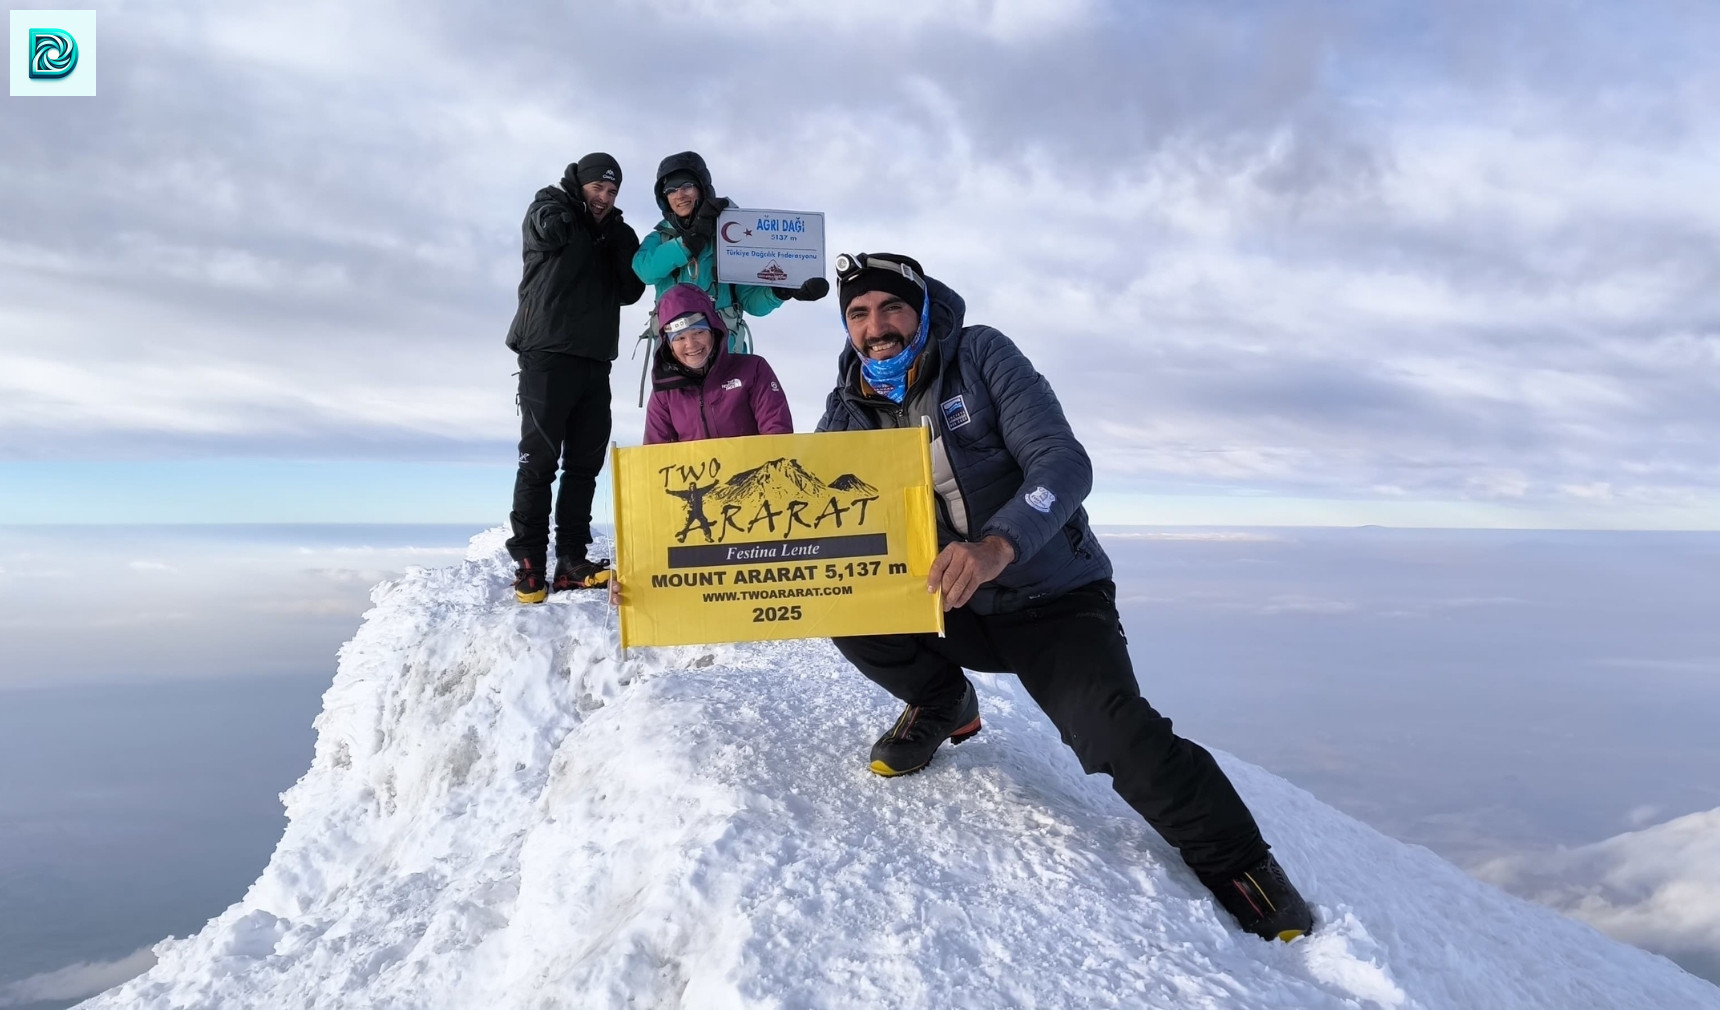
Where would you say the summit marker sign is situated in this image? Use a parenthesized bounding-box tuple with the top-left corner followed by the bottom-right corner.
(714, 208, 825, 289)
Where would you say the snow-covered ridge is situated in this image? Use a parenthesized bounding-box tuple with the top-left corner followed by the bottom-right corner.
(82, 529, 1720, 1008)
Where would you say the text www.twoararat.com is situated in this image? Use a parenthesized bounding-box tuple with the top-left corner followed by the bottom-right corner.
(700, 585, 854, 623)
(701, 585, 854, 602)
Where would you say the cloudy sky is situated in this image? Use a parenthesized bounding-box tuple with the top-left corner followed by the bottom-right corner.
(4, 0, 1718, 526)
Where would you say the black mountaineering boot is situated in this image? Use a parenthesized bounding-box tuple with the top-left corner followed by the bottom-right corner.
(869, 680, 981, 777)
(1202, 853, 1315, 942)
(513, 556, 548, 604)
(552, 556, 612, 592)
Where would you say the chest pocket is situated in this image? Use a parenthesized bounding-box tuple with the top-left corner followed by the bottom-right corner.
(940, 380, 1004, 459)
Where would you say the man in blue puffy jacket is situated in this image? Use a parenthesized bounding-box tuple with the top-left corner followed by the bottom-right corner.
(815, 253, 1314, 943)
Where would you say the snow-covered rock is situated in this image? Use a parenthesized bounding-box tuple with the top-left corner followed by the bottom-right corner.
(81, 529, 1720, 1008)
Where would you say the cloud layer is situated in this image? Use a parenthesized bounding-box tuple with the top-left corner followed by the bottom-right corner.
(0, 948, 155, 1007)
(1477, 807, 1720, 984)
(3, 1, 1718, 524)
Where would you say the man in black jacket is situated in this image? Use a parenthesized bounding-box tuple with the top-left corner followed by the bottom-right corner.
(817, 252, 1315, 943)
(503, 153, 646, 602)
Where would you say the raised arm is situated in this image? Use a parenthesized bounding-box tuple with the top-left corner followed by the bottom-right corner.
(522, 193, 574, 253)
(632, 228, 694, 288)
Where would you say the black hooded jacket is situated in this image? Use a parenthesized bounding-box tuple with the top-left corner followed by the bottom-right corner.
(652, 151, 718, 227)
(504, 180, 646, 364)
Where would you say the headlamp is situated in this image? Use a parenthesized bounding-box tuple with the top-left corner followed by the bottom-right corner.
(660, 313, 712, 341)
(834, 252, 925, 294)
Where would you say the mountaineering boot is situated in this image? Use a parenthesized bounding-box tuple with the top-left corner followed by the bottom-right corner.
(552, 556, 612, 592)
(513, 556, 547, 604)
(869, 679, 981, 777)
(1202, 853, 1315, 942)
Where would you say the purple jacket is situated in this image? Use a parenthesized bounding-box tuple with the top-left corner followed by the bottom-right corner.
(644, 339, 793, 443)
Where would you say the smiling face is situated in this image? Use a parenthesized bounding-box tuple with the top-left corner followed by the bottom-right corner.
(669, 324, 715, 370)
(664, 181, 700, 218)
(581, 181, 618, 221)
(844, 290, 921, 361)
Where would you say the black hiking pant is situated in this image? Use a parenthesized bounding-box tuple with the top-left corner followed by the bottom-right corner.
(832, 579, 1270, 880)
(506, 359, 610, 563)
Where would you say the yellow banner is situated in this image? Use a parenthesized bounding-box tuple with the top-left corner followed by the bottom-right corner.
(612, 429, 945, 647)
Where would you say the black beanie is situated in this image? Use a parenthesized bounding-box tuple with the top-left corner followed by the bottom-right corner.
(661, 169, 700, 193)
(837, 253, 927, 315)
(572, 152, 622, 188)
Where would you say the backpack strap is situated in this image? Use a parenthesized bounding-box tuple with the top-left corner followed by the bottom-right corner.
(715, 283, 753, 355)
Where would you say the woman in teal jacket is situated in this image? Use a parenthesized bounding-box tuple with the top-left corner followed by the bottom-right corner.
(632, 151, 827, 355)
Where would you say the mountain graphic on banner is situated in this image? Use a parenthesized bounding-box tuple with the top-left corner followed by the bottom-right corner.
(706, 458, 875, 516)
(828, 473, 879, 495)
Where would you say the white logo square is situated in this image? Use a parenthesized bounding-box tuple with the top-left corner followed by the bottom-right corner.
(10, 9, 97, 97)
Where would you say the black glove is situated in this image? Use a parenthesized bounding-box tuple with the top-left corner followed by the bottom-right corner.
(597, 211, 627, 243)
(773, 277, 830, 302)
(569, 196, 602, 234)
(691, 199, 723, 238)
(682, 230, 709, 258)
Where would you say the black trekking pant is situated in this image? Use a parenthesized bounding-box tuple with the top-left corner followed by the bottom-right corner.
(506, 360, 610, 562)
(832, 579, 1270, 880)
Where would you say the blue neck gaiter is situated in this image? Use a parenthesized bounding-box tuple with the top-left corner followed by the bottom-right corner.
(857, 292, 931, 404)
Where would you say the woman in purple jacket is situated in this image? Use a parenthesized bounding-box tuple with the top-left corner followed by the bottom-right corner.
(645, 283, 793, 443)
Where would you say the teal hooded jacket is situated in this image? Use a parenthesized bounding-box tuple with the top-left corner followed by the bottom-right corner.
(631, 152, 783, 351)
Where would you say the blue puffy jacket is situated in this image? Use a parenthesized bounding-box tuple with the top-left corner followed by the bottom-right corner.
(815, 276, 1112, 614)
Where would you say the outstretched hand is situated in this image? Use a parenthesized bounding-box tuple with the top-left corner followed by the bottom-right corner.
(691, 199, 723, 237)
(773, 277, 830, 302)
(926, 535, 1015, 611)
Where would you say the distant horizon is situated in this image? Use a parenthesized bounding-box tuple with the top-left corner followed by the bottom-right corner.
(6, 518, 1720, 532)
(6, 452, 1719, 530)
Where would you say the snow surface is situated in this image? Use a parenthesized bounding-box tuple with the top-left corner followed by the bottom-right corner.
(81, 529, 1720, 1009)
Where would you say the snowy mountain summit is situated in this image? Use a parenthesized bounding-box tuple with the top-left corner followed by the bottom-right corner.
(85, 530, 1720, 1009)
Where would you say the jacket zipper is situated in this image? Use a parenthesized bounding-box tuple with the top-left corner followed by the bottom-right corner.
(844, 363, 978, 544)
(698, 387, 711, 439)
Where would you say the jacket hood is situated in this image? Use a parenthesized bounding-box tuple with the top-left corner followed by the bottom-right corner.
(652, 283, 727, 390)
(924, 276, 966, 348)
(653, 151, 715, 219)
(655, 283, 728, 339)
(652, 330, 727, 391)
